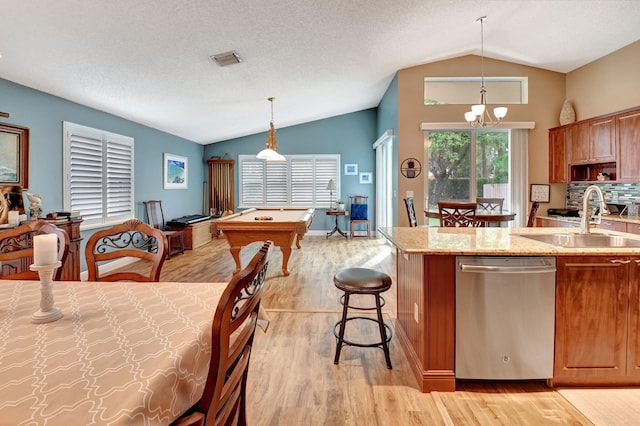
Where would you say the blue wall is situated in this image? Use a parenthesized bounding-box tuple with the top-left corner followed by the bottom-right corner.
(1, 78, 205, 268)
(376, 73, 399, 225)
(204, 109, 379, 231)
(2, 74, 399, 254)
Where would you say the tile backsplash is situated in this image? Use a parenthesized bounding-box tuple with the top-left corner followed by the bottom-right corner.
(567, 183, 640, 209)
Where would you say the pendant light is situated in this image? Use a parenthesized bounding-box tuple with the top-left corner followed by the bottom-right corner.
(464, 16, 508, 127)
(256, 97, 286, 162)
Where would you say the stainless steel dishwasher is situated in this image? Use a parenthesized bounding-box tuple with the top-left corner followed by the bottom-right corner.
(455, 256, 556, 380)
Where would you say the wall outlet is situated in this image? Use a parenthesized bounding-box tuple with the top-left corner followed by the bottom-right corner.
(407, 190, 414, 198)
(414, 302, 419, 323)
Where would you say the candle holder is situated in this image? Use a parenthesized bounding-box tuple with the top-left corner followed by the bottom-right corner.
(29, 261, 63, 324)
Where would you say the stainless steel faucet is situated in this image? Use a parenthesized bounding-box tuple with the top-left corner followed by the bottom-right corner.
(580, 185, 610, 234)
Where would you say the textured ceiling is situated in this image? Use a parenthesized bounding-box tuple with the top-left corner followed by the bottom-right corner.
(1, 0, 639, 144)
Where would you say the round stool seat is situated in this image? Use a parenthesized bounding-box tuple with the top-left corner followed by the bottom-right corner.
(333, 267, 393, 369)
(333, 268, 391, 294)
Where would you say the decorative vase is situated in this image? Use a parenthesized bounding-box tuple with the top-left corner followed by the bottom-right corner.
(559, 100, 576, 125)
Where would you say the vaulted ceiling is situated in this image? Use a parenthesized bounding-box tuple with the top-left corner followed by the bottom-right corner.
(1, 1, 639, 144)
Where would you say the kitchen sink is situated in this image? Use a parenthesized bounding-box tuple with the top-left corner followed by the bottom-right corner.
(517, 233, 640, 248)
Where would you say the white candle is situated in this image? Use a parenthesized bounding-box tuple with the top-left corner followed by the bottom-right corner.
(8, 211, 19, 226)
(33, 234, 58, 266)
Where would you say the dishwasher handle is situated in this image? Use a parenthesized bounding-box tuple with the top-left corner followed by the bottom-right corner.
(459, 263, 556, 274)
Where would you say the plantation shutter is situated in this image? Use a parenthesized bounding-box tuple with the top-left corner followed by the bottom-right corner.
(63, 122, 134, 228)
(238, 154, 339, 208)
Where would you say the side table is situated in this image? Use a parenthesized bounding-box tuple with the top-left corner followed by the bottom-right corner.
(326, 210, 348, 239)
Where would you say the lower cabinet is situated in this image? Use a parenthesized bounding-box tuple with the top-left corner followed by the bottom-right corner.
(553, 256, 640, 386)
(595, 219, 627, 232)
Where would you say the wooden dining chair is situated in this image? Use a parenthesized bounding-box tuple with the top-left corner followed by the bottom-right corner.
(404, 197, 418, 227)
(0, 220, 70, 280)
(143, 200, 185, 259)
(438, 201, 478, 227)
(173, 241, 273, 426)
(85, 219, 167, 282)
(476, 197, 504, 212)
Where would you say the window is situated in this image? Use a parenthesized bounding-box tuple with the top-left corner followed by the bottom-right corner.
(426, 129, 509, 207)
(238, 154, 339, 208)
(63, 122, 134, 229)
(424, 77, 528, 105)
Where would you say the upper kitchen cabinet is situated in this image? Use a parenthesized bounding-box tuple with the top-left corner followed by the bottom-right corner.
(568, 122, 589, 164)
(549, 105, 640, 183)
(568, 116, 615, 164)
(617, 109, 640, 182)
(589, 117, 616, 162)
(549, 127, 568, 183)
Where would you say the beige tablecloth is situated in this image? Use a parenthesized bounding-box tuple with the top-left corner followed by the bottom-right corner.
(0, 280, 228, 425)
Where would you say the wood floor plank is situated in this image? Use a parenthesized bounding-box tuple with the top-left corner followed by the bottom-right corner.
(117, 234, 594, 424)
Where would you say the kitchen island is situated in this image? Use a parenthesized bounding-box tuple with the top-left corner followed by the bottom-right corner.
(378, 226, 640, 392)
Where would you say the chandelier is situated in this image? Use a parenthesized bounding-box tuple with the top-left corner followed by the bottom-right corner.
(256, 97, 286, 162)
(464, 16, 507, 127)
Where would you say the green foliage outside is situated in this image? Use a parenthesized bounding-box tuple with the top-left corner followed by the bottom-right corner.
(427, 130, 508, 208)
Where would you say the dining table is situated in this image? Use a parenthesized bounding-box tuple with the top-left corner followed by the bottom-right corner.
(0, 279, 229, 425)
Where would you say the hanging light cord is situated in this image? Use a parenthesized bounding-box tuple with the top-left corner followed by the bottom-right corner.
(478, 16, 486, 96)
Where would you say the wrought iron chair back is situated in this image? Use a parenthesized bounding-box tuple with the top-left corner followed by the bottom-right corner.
(85, 219, 167, 282)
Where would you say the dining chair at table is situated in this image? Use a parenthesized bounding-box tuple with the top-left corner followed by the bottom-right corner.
(0, 219, 70, 280)
(173, 241, 273, 426)
(438, 201, 478, 227)
(404, 197, 418, 227)
(143, 199, 185, 259)
(476, 197, 504, 212)
(85, 219, 167, 282)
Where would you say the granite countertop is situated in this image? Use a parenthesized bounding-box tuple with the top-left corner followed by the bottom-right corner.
(377, 226, 640, 255)
(539, 215, 640, 225)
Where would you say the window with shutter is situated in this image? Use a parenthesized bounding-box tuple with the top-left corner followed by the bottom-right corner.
(238, 154, 339, 208)
(63, 122, 134, 228)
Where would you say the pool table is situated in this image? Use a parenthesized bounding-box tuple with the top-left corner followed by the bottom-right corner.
(212, 207, 315, 276)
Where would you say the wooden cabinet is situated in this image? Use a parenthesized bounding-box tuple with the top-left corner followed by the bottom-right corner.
(616, 109, 640, 181)
(568, 122, 589, 164)
(549, 127, 568, 183)
(167, 219, 214, 250)
(549, 105, 639, 182)
(627, 223, 640, 235)
(207, 159, 235, 214)
(568, 118, 615, 164)
(595, 219, 627, 232)
(553, 256, 640, 386)
(535, 217, 580, 228)
(589, 117, 616, 162)
(0, 219, 82, 281)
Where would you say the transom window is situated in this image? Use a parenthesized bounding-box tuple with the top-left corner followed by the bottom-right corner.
(424, 77, 528, 105)
(238, 154, 339, 208)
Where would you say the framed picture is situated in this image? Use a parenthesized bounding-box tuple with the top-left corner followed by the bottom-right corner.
(163, 153, 188, 189)
(530, 184, 550, 203)
(344, 163, 358, 175)
(0, 122, 30, 189)
(359, 172, 372, 184)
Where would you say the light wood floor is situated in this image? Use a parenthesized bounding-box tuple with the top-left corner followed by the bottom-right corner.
(133, 234, 594, 425)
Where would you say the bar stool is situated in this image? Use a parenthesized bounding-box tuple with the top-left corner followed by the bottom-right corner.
(333, 267, 393, 369)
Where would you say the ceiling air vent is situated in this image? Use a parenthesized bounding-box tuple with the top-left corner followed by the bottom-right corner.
(211, 50, 242, 67)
